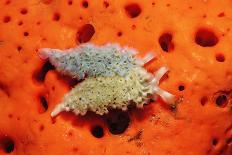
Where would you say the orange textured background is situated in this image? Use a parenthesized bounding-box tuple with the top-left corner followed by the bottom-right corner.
(0, 0, 231, 155)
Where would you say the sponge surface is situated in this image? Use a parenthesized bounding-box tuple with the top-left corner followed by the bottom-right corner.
(0, 0, 231, 155)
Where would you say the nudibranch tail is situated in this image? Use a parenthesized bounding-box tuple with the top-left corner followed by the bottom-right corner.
(151, 67, 175, 104)
(155, 67, 169, 81)
(153, 87, 175, 104)
(136, 52, 156, 66)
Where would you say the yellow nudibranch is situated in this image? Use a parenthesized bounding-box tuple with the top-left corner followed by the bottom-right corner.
(39, 43, 175, 117)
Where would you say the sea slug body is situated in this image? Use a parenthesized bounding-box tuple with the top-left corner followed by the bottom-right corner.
(39, 43, 152, 80)
(39, 43, 175, 117)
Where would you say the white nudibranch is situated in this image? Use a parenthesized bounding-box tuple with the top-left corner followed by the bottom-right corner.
(39, 43, 148, 79)
(38, 43, 175, 117)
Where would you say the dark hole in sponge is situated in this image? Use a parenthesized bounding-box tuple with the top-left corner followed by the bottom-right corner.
(200, 96, 208, 106)
(215, 53, 225, 62)
(215, 95, 228, 107)
(20, 8, 28, 15)
(76, 24, 95, 43)
(23, 32, 29, 36)
(3, 16, 11, 23)
(0, 135, 14, 153)
(18, 21, 23, 26)
(195, 28, 218, 47)
(17, 46, 22, 52)
(68, 0, 73, 5)
(226, 137, 232, 144)
(106, 111, 130, 135)
(82, 0, 88, 8)
(33, 61, 54, 82)
(39, 124, 45, 131)
(39, 96, 48, 112)
(117, 31, 122, 37)
(124, 3, 142, 18)
(178, 85, 185, 91)
(212, 138, 218, 146)
(91, 125, 104, 138)
(218, 12, 225, 17)
(53, 12, 61, 21)
(5, 0, 11, 5)
(159, 33, 174, 52)
(0, 81, 10, 97)
(103, 1, 109, 8)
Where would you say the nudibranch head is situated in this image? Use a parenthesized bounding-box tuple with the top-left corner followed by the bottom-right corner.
(38, 43, 175, 117)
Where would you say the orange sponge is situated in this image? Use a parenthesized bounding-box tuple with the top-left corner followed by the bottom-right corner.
(0, 0, 231, 154)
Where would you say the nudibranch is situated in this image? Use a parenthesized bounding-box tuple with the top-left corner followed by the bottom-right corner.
(39, 43, 152, 79)
(39, 43, 175, 117)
